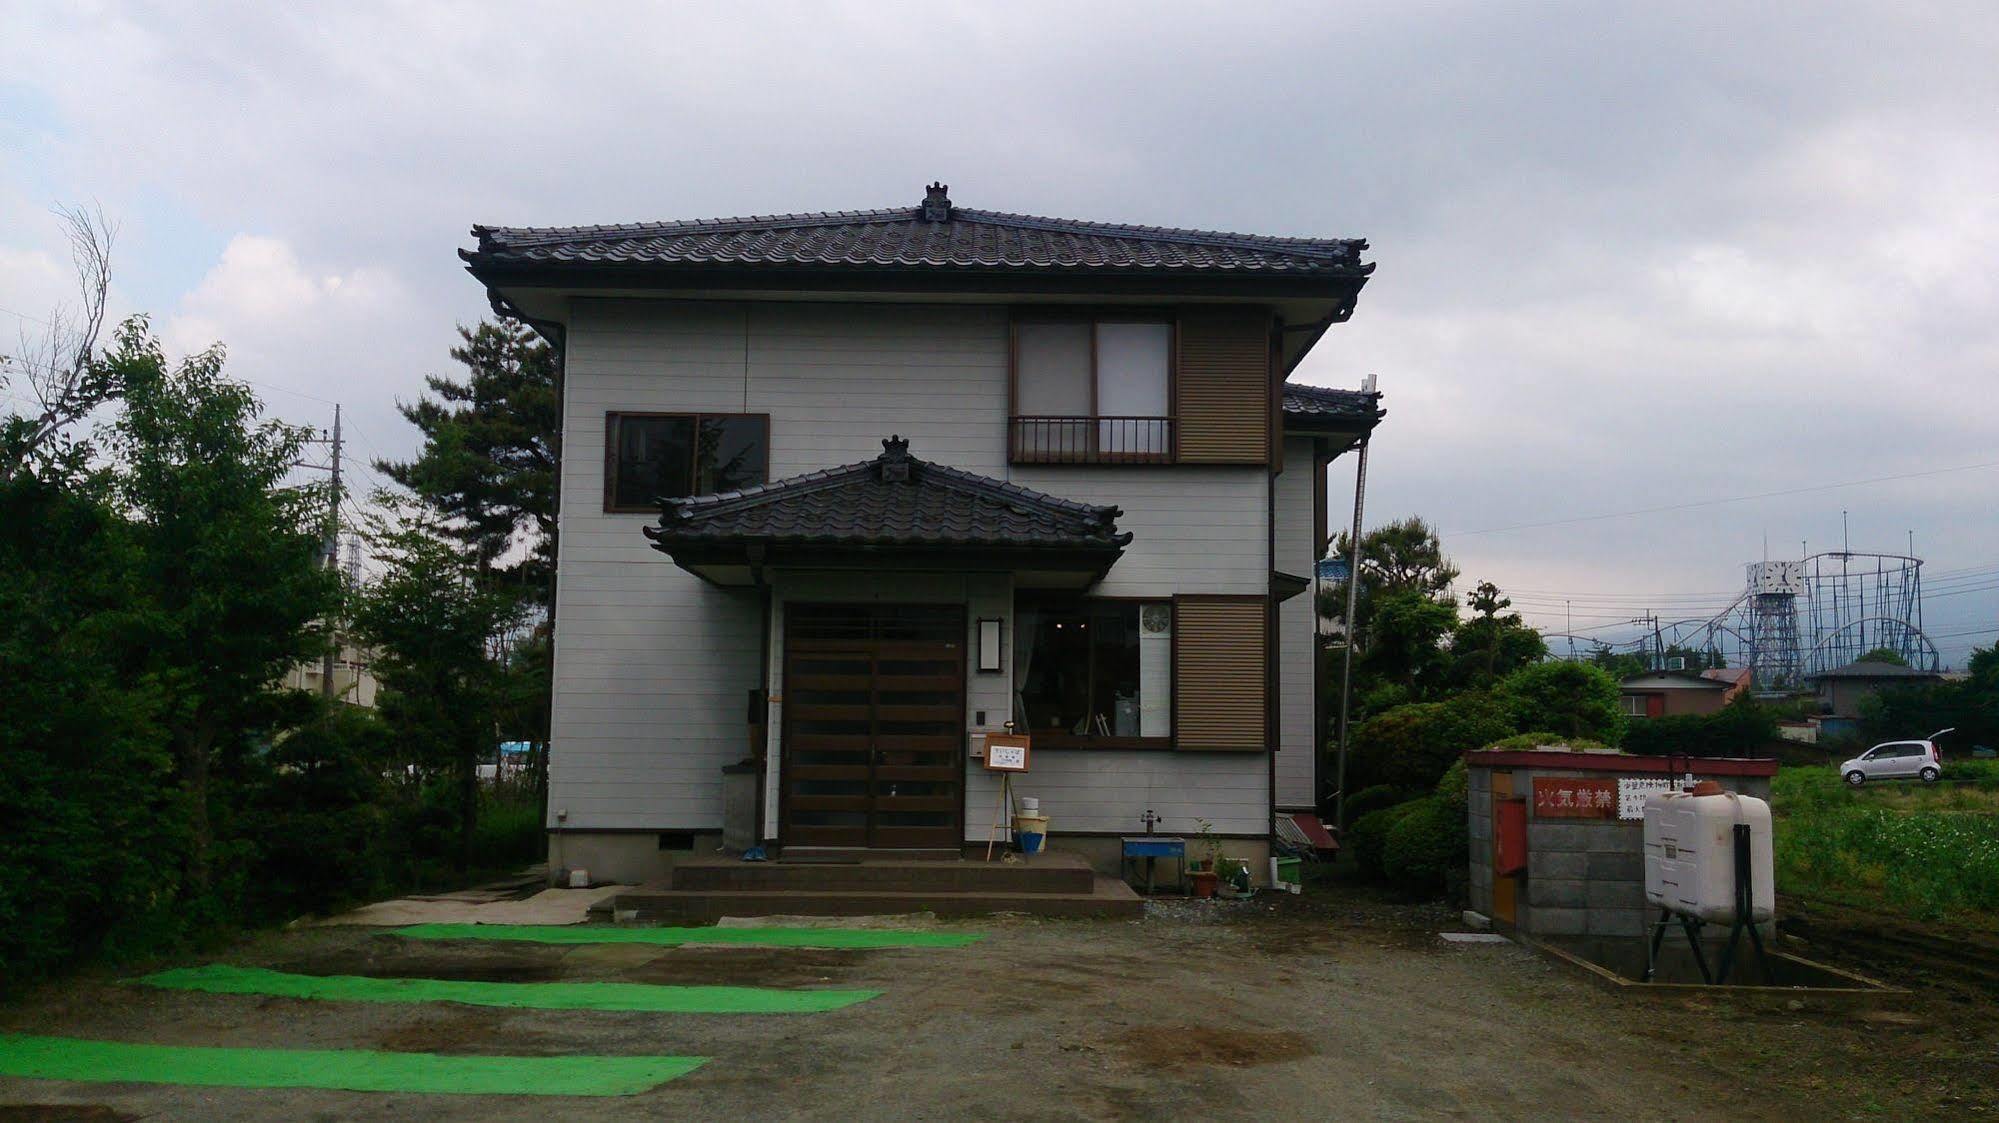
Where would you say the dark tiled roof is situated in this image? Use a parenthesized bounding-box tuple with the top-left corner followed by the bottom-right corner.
(1282, 381, 1384, 423)
(644, 436, 1132, 551)
(466, 184, 1369, 279)
(1816, 660, 1939, 680)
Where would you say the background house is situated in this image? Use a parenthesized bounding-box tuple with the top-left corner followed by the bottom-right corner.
(1813, 660, 1943, 720)
(1618, 669, 1729, 719)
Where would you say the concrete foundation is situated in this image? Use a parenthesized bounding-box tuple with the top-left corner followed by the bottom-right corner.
(550, 830, 1275, 888)
(546, 831, 724, 886)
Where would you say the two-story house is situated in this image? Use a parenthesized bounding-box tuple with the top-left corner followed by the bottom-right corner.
(462, 184, 1383, 885)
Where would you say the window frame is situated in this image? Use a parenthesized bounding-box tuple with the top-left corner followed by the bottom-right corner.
(1014, 594, 1175, 750)
(602, 411, 772, 514)
(1008, 308, 1179, 464)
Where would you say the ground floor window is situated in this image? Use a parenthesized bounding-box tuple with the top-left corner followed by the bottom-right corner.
(1014, 598, 1172, 745)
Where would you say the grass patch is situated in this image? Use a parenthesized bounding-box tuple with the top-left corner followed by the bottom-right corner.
(389, 923, 982, 949)
(1773, 762, 1999, 924)
(0, 1034, 703, 1096)
(132, 964, 879, 1013)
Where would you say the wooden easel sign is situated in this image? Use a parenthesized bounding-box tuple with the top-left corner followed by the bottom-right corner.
(982, 732, 1031, 861)
(983, 734, 1030, 772)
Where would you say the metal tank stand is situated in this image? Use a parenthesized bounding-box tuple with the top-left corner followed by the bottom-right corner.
(1643, 824, 1774, 985)
(1712, 823, 1773, 984)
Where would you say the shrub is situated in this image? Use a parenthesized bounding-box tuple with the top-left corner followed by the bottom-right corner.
(1622, 699, 1778, 758)
(1350, 799, 1424, 879)
(1479, 731, 1608, 753)
(244, 706, 396, 919)
(1344, 783, 1421, 825)
(1382, 796, 1464, 895)
(1349, 692, 1515, 792)
(1497, 662, 1625, 745)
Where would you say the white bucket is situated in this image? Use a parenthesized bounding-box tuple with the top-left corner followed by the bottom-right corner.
(1019, 796, 1040, 813)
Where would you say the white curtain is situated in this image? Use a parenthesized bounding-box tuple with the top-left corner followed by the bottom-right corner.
(1095, 322, 1170, 454)
(1011, 607, 1038, 731)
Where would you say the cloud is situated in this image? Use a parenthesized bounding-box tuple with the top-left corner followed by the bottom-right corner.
(2, 0, 1995, 662)
(164, 234, 399, 358)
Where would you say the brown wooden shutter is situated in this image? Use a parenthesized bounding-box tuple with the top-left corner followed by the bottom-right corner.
(1173, 596, 1269, 751)
(1175, 307, 1273, 464)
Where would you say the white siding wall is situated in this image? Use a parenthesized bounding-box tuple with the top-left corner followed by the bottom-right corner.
(552, 297, 1271, 839)
(1274, 435, 1321, 809)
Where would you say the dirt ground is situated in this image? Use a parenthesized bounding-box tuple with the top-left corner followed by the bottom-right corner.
(3, 886, 1995, 1121)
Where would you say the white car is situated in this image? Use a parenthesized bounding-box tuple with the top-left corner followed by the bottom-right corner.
(1840, 728, 1954, 785)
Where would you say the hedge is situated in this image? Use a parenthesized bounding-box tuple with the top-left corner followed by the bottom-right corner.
(1350, 799, 1425, 879)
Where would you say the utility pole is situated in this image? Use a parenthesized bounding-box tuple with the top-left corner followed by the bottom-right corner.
(1334, 425, 1371, 835)
(294, 405, 346, 699)
(304, 405, 344, 699)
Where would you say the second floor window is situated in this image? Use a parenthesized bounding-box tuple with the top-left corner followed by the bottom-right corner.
(605, 412, 768, 511)
(1013, 316, 1172, 461)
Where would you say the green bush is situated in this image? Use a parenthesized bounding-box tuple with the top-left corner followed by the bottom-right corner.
(1622, 699, 1778, 758)
(1350, 799, 1424, 879)
(1382, 795, 1465, 895)
(1479, 731, 1608, 753)
(1349, 692, 1515, 792)
(474, 783, 547, 870)
(1496, 662, 1625, 745)
(244, 706, 396, 919)
(1344, 783, 1421, 825)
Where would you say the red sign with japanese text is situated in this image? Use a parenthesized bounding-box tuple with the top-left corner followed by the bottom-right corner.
(1532, 777, 1618, 819)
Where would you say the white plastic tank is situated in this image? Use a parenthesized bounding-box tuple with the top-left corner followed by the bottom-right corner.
(1642, 784, 1774, 924)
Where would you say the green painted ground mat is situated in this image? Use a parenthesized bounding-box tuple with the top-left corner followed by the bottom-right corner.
(133, 964, 879, 1013)
(388, 922, 984, 949)
(0, 1034, 704, 1096)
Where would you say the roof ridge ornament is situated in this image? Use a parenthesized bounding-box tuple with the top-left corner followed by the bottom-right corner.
(878, 434, 913, 482)
(920, 182, 952, 223)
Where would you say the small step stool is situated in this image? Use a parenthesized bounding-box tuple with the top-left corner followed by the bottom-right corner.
(1120, 836, 1189, 896)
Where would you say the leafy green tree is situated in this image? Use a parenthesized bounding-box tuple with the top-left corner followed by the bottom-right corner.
(1357, 589, 1459, 698)
(376, 321, 559, 601)
(1856, 646, 1910, 667)
(1448, 581, 1547, 688)
(1496, 661, 1626, 745)
(1319, 515, 1460, 625)
(111, 323, 335, 894)
(352, 504, 527, 871)
(1858, 646, 1998, 750)
(377, 320, 558, 800)
(0, 469, 181, 985)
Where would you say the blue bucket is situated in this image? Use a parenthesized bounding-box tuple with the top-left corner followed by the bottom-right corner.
(1018, 831, 1045, 855)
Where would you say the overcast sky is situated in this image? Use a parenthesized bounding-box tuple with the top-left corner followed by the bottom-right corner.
(3, 2, 1995, 665)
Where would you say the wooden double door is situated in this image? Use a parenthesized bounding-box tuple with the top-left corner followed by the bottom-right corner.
(781, 604, 966, 850)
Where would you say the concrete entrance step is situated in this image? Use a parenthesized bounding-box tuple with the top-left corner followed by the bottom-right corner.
(669, 851, 1096, 895)
(609, 875, 1142, 922)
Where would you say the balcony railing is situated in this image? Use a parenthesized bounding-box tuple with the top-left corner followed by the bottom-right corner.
(1009, 416, 1173, 465)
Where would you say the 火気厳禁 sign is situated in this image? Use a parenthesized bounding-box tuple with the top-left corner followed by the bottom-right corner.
(1531, 777, 1618, 819)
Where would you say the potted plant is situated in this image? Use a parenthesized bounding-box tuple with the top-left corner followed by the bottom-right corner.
(1188, 819, 1223, 897)
(1214, 856, 1254, 898)
(1189, 868, 1219, 898)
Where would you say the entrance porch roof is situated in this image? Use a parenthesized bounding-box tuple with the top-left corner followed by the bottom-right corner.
(643, 436, 1131, 588)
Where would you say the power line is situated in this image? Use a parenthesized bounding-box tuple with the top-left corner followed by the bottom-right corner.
(1451, 460, 1999, 538)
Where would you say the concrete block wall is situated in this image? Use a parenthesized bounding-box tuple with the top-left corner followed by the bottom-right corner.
(1467, 765, 1493, 915)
